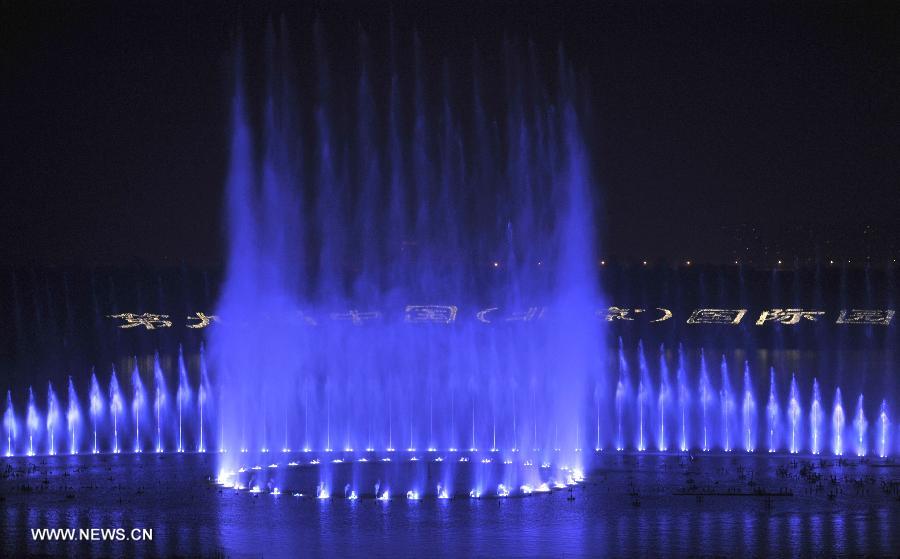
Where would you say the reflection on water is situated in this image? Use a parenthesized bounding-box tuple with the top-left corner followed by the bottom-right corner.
(1, 453, 898, 557)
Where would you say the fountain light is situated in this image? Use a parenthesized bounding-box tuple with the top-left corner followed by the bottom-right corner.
(536, 483, 551, 493)
(317, 483, 329, 499)
(406, 490, 420, 500)
(348, 491, 358, 500)
(287, 461, 299, 466)
(437, 487, 449, 499)
(497, 484, 510, 497)
(272, 488, 281, 496)
(358, 457, 368, 462)
(250, 486, 261, 494)
(377, 491, 390, 501)
(520, 485, 533, 494)
(469, 490, 480, 499)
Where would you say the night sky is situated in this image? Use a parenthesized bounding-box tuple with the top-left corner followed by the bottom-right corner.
(2, 0, 898, 267)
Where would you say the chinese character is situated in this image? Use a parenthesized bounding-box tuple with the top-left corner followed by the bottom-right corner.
(505, 307, 545, 322)
(108, 313, 173, 330)
(686, 309, 747, 325)
(649, 308, 673, 323)
(755, 309, 824, 326)
(404, 305, 458, 324)
(836, 309, 895, 325)
(603, 307, 643, 321)
(330, 310, 382, 325)
(186, 312, 219, 329)
(475, 307, 499, 323)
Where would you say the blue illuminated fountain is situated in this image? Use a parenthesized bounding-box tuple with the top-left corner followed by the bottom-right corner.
(0, 30, 897, 505)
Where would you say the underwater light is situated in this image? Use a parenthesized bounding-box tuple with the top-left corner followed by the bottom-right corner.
(377, 491, 390, 501)
(406, 490, 420, 500)
(469, 490, 480, 499)
(348, 491, 358, 500)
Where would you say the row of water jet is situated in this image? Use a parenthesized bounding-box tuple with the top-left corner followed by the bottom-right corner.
(4, 342, 895, 458)
(3, 347, 210, 456)
(608, 342, 895, 457)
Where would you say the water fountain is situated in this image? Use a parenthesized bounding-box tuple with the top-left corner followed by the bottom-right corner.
(4, 390, 15, 457)
(832, 388, 845, 456)
(789, 373, 801, 454)
(742, 362, 756, 452)
(46, 381, 59, 455)
(810, 378, 822, 455)
(854, 394, 866, 457)
(90, 370, 102, 454)
(26, 387, 38, 456)
(67, 376, 80, 455)
(132, 359, 146, 453)
(766, 368, 779, 453)
(109, 367, 123, 454)
(154, 352, 167, 453)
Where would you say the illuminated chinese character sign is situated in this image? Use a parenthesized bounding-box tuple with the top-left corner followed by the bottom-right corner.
(107, 307, 895, 330)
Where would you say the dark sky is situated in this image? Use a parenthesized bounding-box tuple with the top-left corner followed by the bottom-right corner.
(2, 0, 898, 267)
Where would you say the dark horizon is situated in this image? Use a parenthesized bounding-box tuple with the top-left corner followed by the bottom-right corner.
(2, 1, 899, 268)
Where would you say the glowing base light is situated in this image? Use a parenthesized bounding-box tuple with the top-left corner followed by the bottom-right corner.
(497, 484, 510, 497)
(317, 484, 330, 500)
(249, 486, 261, 494)
(377, 491, 390, 501)
(535, 483, 551, 493)
(348, 491, 358, 500)
(469, 490, 480, 499)
(272, 488, 281, 495)
(520, 485, 533, 494)
(437, 486, 449, 499)
(406, 490, 420, 500)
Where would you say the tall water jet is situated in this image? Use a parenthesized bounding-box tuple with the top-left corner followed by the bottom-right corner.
(109, 367, 123, 454)
(676, 346, 689, 452)
(46, 381, 60, 455)
(26, 386, 38, 456)
(153, 352, 167, 452)
(615, 339, 629, 451)
(131, 359, 146, 453)
(766, 368, 779, 453)
(89, 370, 103, 454)
(741, 362, 756, 452)
(66, 376, 80, 455)
(636, 341, 652, 451)
(810, 378, 823, 455)
(176, 346, 191, 453)
(4, 390, 16, 456)
(199, 344, 211, 452)
(788, 373, 801, 454)
(699, 350, 713, 451)
(879, 400, 889, 458)
(853, 394, 866, 457)
(657, 344, 670, 451)
(831, 387, 845, 456)
(719, 356, 735, 452)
